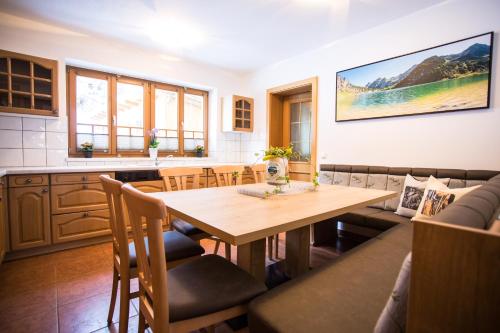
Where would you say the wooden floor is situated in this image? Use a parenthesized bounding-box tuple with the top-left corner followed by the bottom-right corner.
(0, 231, 368, 333)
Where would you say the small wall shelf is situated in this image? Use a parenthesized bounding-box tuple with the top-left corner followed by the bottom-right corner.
(222, 95, 254, 132)
(0, 50, 58, 117)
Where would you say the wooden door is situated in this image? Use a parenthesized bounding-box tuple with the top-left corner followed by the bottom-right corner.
(283, 93, 313, 181)
(9, 186, 51, 250)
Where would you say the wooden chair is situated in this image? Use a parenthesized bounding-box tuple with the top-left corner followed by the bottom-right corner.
(100, 175, 205, 333)
(212, 165, 246, 187)
(250, 164, 280, 260)
(159, 167, 227, 259)
(211, 165, 246, 258)
(121, 183, 267, 333)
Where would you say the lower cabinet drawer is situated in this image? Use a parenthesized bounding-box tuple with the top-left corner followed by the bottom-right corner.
(52, 209, 111, 243)
(51, 183, 108, 214)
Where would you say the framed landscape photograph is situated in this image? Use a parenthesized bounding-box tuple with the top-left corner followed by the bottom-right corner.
(335, 32, 494, 122)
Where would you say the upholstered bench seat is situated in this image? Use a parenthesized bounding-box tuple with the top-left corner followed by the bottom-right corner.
(337, 207, 409, 230)
(248, 223, 412, 333)
(129, 230, 205, 267)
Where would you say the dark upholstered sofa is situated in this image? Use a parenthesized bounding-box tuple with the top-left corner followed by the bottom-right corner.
(248, 165, 500, 333)
(314, 165, 499, 242)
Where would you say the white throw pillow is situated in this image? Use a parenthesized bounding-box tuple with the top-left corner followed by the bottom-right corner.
(412, 182, 481, 221)
(395, 175, 449, 218)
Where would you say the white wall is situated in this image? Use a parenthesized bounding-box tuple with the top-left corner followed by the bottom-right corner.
(246, 0, 500, 170)
(0, 13, 248, 166)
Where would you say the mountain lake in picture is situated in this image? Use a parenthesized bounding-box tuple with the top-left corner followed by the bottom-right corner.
(336, 33, 492, 121)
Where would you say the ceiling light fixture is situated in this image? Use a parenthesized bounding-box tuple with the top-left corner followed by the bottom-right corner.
(145, 17, 206, 51)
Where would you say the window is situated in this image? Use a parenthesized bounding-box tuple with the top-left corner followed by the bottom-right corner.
(68, 67, 208, 157)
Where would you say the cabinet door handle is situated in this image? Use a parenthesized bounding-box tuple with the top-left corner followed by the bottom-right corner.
(83, 212, 89, 217)
(25, 178, 32, 183)
(82, 176, 87, 181)
(41, 188, 48, 193)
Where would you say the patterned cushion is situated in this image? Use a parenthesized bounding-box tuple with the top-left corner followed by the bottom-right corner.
(349, 173, 368, 188)
(333, 172, 350, 186)
(374, 253, 412, 333)
(448, 179, 466, 189)
(367, 174, 388, 209)
(318, 171, 334, 184)
(384, 175, 406, 211)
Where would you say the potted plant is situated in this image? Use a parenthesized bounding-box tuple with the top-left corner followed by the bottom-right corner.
(195, 145, 204, 158)
(148, 128, 160, 159)
(263, 145, 295, 186)
(80, 142, 93, 158)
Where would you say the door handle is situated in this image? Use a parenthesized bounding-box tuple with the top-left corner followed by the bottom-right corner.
(41, 188, 48, 193)
(25, 178, 32, 184)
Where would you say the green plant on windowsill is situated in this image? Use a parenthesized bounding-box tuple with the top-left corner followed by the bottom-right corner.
(195, 145, 205, 157)
(80, 142, 93, 158)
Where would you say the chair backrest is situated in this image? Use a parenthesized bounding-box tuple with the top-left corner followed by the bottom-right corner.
(250, 164, 266, 183)
(212, 165, 246, 187)
(121, 183, 169, 333)
(100, 175, 129, 262)
(159, 167, 204, 192)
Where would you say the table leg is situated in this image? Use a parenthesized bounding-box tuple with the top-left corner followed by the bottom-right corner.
(237, 239, 266, 283)
(285, 225, 311, 278)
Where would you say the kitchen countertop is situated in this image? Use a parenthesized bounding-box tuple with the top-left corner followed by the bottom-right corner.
(0, 161, 248, 176)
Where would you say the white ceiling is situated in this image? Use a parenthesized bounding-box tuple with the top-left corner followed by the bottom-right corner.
(0, 0, 445, 72)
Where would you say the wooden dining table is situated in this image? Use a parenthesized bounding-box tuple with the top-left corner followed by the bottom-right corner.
(149, 182, 397, 282)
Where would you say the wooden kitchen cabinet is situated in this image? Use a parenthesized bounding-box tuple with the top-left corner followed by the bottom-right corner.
(129, 180, 164, 193)
(51, 183, 108, 214)
(52, 209, 111, 243)
(222, 95, 254, 132)
(9, 185, 51, 250)
(0, 177, 6, 263)
(51, 172, 114, 185)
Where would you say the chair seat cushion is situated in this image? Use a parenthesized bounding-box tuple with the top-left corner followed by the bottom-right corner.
(129, 231, 205, 268)
(168, 254, 267, 322)
(172, 218, 205, 236)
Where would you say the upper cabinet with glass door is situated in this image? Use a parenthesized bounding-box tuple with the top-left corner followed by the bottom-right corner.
(222, 95, 254, 132)
(0, 50, 58, 116)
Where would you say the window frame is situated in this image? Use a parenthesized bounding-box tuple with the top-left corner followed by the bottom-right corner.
(67, 67, 209, 157)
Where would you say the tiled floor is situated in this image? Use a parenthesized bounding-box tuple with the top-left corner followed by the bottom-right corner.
(0, 232, 367, 333)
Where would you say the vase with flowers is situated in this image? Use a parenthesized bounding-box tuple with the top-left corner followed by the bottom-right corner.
(148, 128, 160, 159)
(263, 145, 295, 186)
(80, 142, 94, 158)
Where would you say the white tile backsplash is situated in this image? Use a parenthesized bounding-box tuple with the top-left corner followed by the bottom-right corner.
(0, 130, 23, 148)
(0, 116, 22, 130)
(46, 149, 67, 166)
(46, 117, 68, 133)
(46, 132, 68, 149)
(23, 118, 46, 131)
(23, 131, 46, 149)
(23, 149, 47, 166)
(0, 149, 23, 166)
(0, 114, 249, 167)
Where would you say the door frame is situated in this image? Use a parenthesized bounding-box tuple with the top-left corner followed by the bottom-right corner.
(266, 77, 318, 180)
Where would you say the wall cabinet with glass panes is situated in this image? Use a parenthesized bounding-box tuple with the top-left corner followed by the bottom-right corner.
(67, 67, 208, 157)
(222, 95, 254, 132)
(0, 50, 58, 116)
